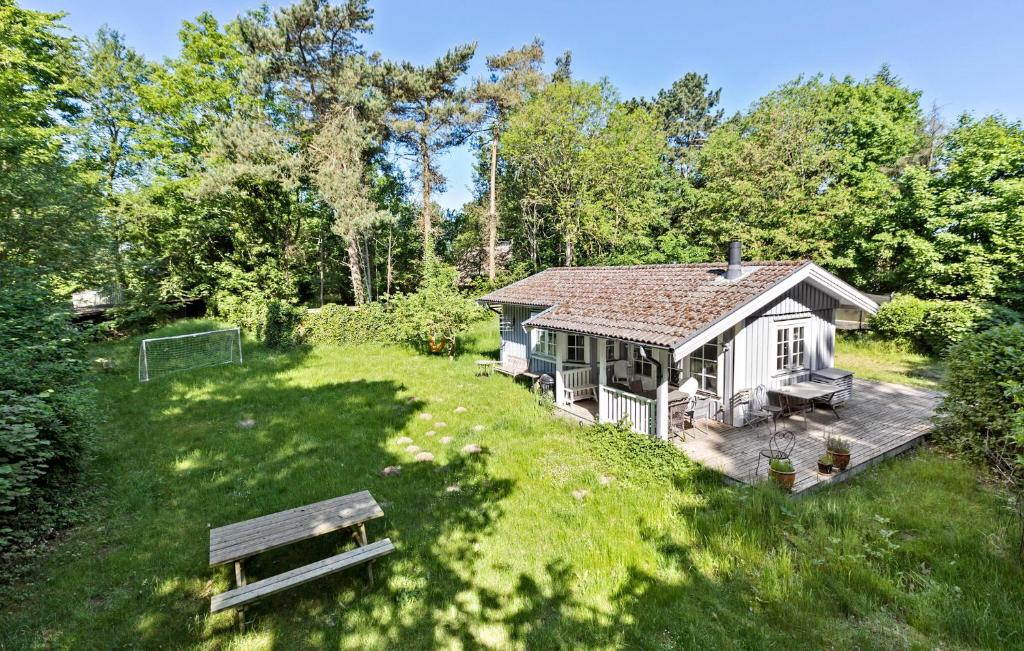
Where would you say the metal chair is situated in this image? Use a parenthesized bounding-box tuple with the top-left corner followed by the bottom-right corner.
(734, 385, 775, 428)
(756, 428, 796, 475)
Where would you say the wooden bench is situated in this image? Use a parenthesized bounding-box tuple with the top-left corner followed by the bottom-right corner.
(210, 538, 395, 613)
(209, 491, 393, 626)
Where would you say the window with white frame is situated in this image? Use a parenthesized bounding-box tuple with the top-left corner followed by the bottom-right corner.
(688, 340, 719, 395)
(775, 321, 807, 372)
(567, 334, 587, 364)
(632, 345, 654, 378)
(606, 339, 617, 361)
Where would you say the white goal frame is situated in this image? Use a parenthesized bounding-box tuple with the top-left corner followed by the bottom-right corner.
(138, 327, 243, 382)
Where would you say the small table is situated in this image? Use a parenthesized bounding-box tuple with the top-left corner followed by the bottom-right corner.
(772, 381, 841, 419)
(475, 360, 501, 377)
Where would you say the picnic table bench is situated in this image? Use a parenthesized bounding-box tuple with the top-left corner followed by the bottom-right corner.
(209, 490, 393, 624)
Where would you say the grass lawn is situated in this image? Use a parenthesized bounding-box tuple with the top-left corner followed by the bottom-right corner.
(836, 332, 944, 390)
(2, 319, 1022, 649)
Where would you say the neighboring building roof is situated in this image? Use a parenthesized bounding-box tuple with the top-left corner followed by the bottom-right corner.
(478, 261, 879, 354)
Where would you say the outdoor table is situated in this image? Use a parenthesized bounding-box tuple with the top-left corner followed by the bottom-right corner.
(771, 381, 841, 419)
(475, 360, 501, 377)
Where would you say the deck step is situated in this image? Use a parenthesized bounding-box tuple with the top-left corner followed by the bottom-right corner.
(210, 538, 394, 613)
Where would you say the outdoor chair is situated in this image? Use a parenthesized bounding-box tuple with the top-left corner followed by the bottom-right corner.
(612, 360, 630, 387)
(639, 375, 655, 393)
(756, 428, 796, 476)
(734, 385, 775, 429)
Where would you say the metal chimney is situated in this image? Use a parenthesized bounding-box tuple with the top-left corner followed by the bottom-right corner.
(726, 241, 743, 280)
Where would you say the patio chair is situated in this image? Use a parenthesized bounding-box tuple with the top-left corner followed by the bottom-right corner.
(733, 385, 774, 429)
(612, 360, 630, 387)
(756, 428, 796, 476)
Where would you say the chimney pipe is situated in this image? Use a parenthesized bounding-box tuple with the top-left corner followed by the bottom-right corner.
(726, 241, 743, 280)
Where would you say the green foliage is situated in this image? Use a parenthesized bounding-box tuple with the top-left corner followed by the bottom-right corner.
(869, 294, 935, 340)
(0, 266, 95, 553)
(825, 435, 850, 454)
(585, 421, 694, 485)
(299, 302, 399, 345)
(935, 324, 1024, 472)
(390, 259, 487, 356)
(918, 300, 989, 354)
(211, 292, 303, 349)
(769, 458, 794, 472)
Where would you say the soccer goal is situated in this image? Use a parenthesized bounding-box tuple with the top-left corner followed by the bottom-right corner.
(138, 328, 243, 382)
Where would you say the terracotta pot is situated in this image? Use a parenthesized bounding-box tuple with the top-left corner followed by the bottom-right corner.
(829, 450, 851, 471)
(769, 468, 796, 491)
(817, 461, 833, 474)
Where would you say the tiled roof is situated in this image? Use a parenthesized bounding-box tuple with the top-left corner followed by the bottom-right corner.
(478, 261, 809, 348)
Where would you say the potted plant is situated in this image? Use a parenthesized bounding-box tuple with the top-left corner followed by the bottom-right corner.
(826, 435, 851, 471)
(768, 458, 796, 491)
(817, 452, 834, 474)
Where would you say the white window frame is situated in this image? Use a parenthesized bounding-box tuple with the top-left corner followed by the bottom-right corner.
(773, 318, 810, 374)
(606, 339, 617, 362)
(529, 312, 557, 360)
(631, 345, 654, 378)
(687, 337, 721, 396)
(566, 334, 588, 365)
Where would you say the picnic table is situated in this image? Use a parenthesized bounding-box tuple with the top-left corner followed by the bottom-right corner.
(771, 381, 841, 419)
(209, 490, 394, 625)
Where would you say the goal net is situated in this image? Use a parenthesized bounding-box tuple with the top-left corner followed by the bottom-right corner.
(139, 328, 243, 382)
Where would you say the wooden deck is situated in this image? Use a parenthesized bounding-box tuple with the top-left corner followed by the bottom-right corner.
(672, 379, 943, 494)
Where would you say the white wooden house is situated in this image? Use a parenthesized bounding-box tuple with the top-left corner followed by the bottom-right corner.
(478, 244, 879, 439)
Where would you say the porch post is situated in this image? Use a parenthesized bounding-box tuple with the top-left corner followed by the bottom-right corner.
(554, 331, 566, 408)
(656, 348, 669, 440)
(597, 337, 607, 422)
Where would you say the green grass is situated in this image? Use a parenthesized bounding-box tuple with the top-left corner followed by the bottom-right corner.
(2, 319, 1022, 649)
(836, 332, 945, 390)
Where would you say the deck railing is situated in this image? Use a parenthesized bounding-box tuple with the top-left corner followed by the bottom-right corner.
(562, 365, 591, 390)
(600, 385, 656, 436)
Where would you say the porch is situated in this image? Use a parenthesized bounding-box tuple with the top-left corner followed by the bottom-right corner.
(672, 378, 943, 494)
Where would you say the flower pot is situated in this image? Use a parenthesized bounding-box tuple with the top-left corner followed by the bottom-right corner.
(817, 461, 833, 474)
(769, 468, 796, 491)
(829, 450, 850, 471)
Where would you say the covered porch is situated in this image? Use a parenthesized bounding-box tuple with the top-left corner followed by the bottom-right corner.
(672, 378, 942, 494)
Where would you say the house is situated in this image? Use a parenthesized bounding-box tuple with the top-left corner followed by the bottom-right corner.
(478, 243, 880, 440)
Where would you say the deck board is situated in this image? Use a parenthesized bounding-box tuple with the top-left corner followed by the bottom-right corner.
(672, 379, 942, 494)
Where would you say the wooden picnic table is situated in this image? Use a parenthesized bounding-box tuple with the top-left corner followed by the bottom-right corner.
(209, 490, 393, 624)
(771, 381, 841, 419)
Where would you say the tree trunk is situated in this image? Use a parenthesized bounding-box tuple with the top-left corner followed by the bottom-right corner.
(421, 139, 432, 257)
(386, 227, 394, 295)
(487, 134, 498, 281)
(347, 236, 365, 305)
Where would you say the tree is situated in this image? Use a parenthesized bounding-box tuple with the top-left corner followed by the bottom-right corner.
(385, 43, 478, 256)
(473, 39, 545, 280)
(552, 50, 572, 82)
(310, 108, 391, 304)
(654, 71, 723, 169)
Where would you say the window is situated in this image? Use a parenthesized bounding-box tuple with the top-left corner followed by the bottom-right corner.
(606, 339, 617, 362)
(534, 329, 556, 358)
(688, 340, 719, 395)
(632, 345, 654, 378)
(567, 334, 586, 364)
(775, 322, 807, 372)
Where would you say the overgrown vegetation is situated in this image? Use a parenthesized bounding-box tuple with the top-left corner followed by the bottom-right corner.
(1, 320, 1022, 648)
(870, 295, 1022, 355)
(0, 267, 95, 556)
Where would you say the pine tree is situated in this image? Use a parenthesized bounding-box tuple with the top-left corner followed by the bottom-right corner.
(473, 39, 545, 280)
(384, 43, 478, 257)
(655, 72, 724, 168)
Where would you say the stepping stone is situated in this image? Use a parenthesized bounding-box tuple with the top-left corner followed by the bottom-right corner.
(238, 418, 256, 429)
(461, 443, 482, 454)
(454, 406, 467, 414)
(419, 413, 433, 420)
(425, 430, 435, 437)
(414, 452, 434, 462)
(382, 466, 401, 477)
(599, 474, 615, 486)
(435, 421, 447, 428)
(446, 483, 461, 493)
(396, 436, 413, 445)
(406, 445, 421, 454)
(472, 424, 485, 432)
(440, 436, 453, 444)
(572, 489, 589, 500)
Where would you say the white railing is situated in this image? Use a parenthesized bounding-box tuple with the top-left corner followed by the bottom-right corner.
(600, 385, 656, 436)
(562, 365, 591, 390)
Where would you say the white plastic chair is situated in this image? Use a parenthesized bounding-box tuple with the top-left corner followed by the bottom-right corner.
(612, 360, 630, 386)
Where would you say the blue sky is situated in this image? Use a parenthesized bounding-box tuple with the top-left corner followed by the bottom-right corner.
(33, 0, 1024, 209)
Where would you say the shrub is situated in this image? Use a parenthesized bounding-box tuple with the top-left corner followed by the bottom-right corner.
(0, 266, 95, 553)
(869, 294, 934, 340)
(934, 324, 1024, 473)
(919, 301, 989, 354)
(211, 291, 303, 349)
(300, 301, 401, 345)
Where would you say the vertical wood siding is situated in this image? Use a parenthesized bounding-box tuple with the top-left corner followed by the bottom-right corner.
(499, 304, 557, 375)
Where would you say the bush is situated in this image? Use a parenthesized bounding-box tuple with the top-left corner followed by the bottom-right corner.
(300, 301, 401, 345)
(390, 260, 489, 357)
(211, 291, 303, 349)
(0, 266, 95, 553)
(934, 324, 1024, 472)
(869, 294, 934, 340)
(918, 301, 988, 354)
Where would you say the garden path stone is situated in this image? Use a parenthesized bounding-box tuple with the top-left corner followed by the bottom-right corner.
(599, 474, 615, 486)
(446, 483, 461, 493)
(238, 418, 256, 429)
(406, 445, 421, 454)
(461, 443, 482, 454)
(572, 489, 589, 500)
(396, 436, 413, 445)
(419, 413, 432, 420)
(454, 406, 467, 413)
(425, 430, 435, 437)
(472, 424, 485, 432)
(435, 421, 447, 427)
(414, 452, 434, 462)
(382, 466, 401, 477)
(440, 436, 453, 444)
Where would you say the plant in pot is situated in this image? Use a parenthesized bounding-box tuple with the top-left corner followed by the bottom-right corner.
(826, 435, 851, 471)
(817, 452, 834, 474)
(768, 458, 796, 491)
